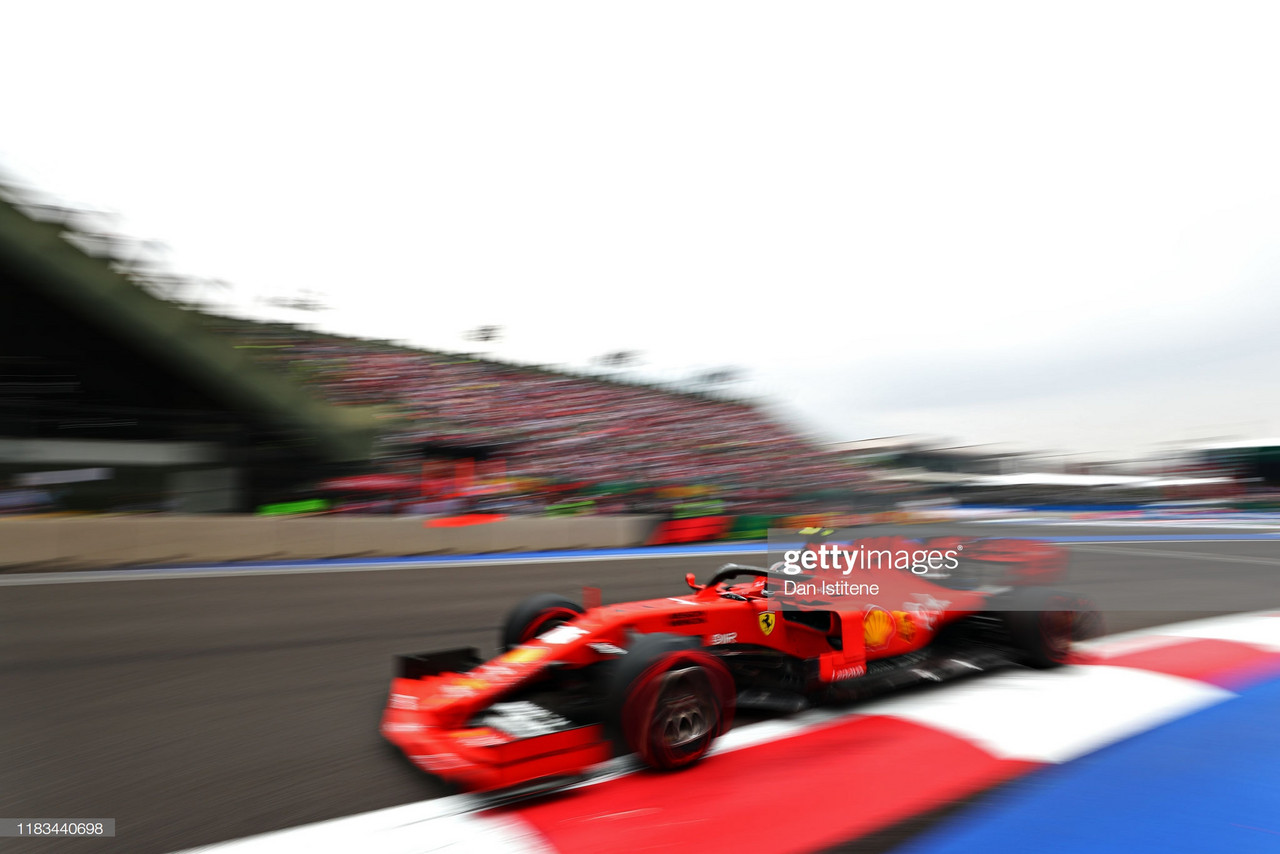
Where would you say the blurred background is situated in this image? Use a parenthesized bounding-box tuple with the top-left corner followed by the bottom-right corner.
(0, 158, 1271, 522)
(2, 155, 1271, 522)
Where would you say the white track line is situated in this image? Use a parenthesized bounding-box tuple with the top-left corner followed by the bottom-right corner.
(1070, 544, 1280, 566)
(1076, 611, 1280, 650)
(973, 519, 1280, 529)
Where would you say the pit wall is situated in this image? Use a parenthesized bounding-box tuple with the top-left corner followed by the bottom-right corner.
(0, 515, 663, 570)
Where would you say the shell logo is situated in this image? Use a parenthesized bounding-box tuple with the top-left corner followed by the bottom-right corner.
(864, 607, 895, 650)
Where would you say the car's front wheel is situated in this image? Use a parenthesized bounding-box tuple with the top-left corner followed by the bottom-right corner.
(607, 634, 735, 770)
(500, 594, 585, 651)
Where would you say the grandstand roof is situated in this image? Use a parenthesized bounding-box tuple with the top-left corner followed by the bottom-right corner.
(0, 182, 381, 462)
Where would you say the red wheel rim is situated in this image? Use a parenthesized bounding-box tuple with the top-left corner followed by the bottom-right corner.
(623, 652, 733, 769)
(518, 607, 581, 644)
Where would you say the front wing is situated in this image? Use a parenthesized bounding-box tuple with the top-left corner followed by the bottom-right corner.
(381, 648, 612, 791)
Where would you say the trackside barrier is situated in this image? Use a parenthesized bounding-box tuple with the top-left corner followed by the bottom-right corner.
(725, 515, 779, 540)
(0, 510, 962, 570)
(646, 516, 733, 546)
(0, 515, 662, 570)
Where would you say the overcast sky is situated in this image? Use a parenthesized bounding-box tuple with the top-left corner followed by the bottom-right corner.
(5, 2, 1280, 459)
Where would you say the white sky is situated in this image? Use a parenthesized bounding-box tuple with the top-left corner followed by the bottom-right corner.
(5, 2, 1280, 459)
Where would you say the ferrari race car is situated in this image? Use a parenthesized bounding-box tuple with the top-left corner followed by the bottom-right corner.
(381, 537, 1096, 793)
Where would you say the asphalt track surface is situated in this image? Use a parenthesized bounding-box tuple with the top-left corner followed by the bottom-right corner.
(3, 523, 1280, 854)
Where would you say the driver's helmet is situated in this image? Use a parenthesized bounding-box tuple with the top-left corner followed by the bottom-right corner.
(798, 526, 833, 548)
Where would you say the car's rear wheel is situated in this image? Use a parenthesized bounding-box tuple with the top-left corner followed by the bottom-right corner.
(608, 634, 735, 770)
(996, 588, 1076, 668)
(501, 594, 585, 651)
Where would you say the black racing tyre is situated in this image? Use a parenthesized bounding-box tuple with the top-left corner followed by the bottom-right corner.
(500, 594, 585, 651)
(1072, 605, 1106, 641)
(993, 587, 1077, 669)
(606, 633, 735, 771)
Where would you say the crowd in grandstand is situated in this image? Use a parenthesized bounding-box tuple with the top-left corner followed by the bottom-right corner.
(209, 319, 887, 514)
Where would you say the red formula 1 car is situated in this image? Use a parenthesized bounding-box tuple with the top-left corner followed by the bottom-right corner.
(381, 537, 1095, 793)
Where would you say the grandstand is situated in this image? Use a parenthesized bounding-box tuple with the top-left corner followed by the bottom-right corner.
(196, 315, 875, 515)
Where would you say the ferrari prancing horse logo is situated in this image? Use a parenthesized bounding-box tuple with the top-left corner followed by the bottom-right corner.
(759, 612, 777, 636)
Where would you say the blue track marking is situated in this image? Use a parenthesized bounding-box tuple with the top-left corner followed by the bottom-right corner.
(895, 674, 1280, 854)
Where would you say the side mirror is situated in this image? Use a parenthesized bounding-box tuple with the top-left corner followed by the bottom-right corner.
(685, 572, 704, 592)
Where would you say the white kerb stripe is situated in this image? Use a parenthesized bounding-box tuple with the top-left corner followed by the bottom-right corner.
(1151, 619, 1280, 652)
(1077, 611, 1280, 653)
(852, 664, 1232, 764)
